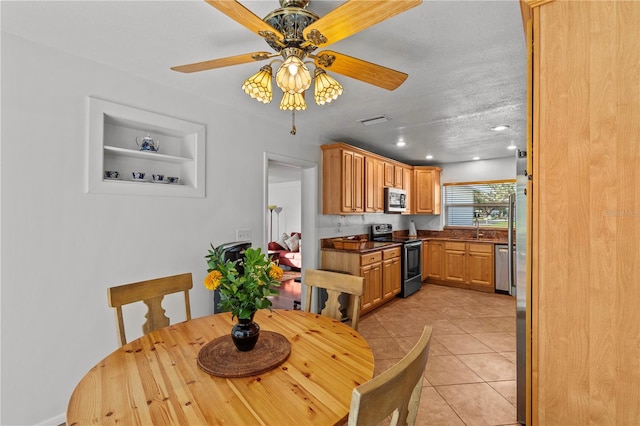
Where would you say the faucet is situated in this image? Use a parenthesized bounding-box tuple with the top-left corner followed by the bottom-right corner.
(475, 217, 480, 239)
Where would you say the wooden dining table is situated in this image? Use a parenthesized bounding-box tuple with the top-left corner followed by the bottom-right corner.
(67, 309, 374, 425)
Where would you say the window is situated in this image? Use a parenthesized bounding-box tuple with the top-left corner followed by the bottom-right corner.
(444, 180, 515, 228)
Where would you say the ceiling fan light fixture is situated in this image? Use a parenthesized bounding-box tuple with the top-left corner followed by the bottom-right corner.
(314, 68, 343, 105)
(242, 65, 273, 104)
(276, 50, 311, 94)
(280, 92, 307, 111)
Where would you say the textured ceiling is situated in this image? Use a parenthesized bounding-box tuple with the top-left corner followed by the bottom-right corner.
(2, 0, 527, 166)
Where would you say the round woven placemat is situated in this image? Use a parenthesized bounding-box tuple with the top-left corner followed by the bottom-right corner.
(197, 331, 291, 378)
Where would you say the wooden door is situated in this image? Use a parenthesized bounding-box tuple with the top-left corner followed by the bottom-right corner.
(375, 160, 385, 212)
(394, 165, 403, 188)
(427, 241, 443, 280)
(467, 250, 493, 287)
(341, 150, 355, 213)
(530, 1, 640, 423)
(365, 157, 376, 213)
(382, 257, 401, 300)
(352, 152, 365, 213)
(383, 162, 394, 187)
(403, 167, 412, 213)
(444, 242, 465, 283)
(414, 169, 434, 214)
(360, 265, 375, 312)
(369, 262, 382, 307)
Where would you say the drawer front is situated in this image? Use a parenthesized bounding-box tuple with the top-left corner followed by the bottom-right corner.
(468, 243, 493, 253)
(360, 251, 383, 266)
(383, 247, 401, 260)
(444, 241, 466, 251)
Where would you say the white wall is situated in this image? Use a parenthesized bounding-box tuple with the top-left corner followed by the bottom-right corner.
(268, 181, 302, 240)
(0, 34, 322, 425)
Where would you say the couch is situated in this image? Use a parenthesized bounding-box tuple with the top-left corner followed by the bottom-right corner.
(268, 232, 301, 270)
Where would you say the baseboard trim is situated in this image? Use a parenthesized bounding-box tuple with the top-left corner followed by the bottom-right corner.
(36, 412, 65, 426)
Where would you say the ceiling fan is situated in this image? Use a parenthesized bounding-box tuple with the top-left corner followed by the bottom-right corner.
(171, 0, 422, 133)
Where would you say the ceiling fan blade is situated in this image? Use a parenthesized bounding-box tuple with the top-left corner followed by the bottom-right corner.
(204, 0, 284, 43)
(303, 0, 422, 47)
(314, 51, 408, 90)
(171, 52, 273, 73)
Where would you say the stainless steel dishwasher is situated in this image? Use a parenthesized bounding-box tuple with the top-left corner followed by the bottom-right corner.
(494, 244, 511, 294)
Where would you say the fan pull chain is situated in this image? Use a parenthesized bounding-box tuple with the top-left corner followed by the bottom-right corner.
(290, 111, 297, 135)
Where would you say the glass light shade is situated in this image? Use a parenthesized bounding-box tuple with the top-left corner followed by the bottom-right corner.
(314, 68, 343, 105)
(279, 92, 307, 111)
(241, 65, 273, 104)
(275, 56, 311, 94)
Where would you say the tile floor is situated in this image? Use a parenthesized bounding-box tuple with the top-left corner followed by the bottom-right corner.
(357, 284, 519, 426)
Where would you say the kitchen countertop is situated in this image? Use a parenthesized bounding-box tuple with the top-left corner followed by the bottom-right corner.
(422, 237, 508, 244)
(321, 241, 401, 253)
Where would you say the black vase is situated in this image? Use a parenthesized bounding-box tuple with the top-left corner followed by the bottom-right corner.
(231, 313, 260, 351)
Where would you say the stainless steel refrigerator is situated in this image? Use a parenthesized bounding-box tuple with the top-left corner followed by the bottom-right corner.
(510, 149, 528, 424)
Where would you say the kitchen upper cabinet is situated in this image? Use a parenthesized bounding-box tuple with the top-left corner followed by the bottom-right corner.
(414, 166, 442, 214)
(394, 165, 404, 188)
(365, 157, 385, 213)
(322, 145, 364, 214)
(384, 162, 404, 188)
(403, 167, 413, 214)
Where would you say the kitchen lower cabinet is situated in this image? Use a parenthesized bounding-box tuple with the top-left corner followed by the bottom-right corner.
(424, 240, 494, 293)
(444, 242, 466, 283)
(382, 247, 401, 300)
(423, 240, 443, 281)
(466, 243, 493, 287)
(322, 247, 401, 315)
(360, 259, 382, 312)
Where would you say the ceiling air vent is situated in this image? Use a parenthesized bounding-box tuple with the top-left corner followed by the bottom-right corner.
(357, 115, 389, 126)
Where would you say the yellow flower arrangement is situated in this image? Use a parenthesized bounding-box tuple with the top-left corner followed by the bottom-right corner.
(204, 244, 282, 320)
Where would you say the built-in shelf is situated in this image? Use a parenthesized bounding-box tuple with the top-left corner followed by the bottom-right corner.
(103, 145, 190, 164)
(87, 97, 206, 198)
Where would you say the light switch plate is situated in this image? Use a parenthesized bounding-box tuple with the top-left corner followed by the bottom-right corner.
(236, 228, 251, 241)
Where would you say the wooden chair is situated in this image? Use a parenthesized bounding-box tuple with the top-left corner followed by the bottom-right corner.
(302, 269, 364, 331)
(348, 326, 433, 426)
(107, 273, 193, 346)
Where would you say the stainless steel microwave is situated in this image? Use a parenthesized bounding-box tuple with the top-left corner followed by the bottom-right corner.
(385, 187, 407, 213)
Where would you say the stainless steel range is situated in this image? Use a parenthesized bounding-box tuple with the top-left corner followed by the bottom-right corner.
(370, 224, 423, 297)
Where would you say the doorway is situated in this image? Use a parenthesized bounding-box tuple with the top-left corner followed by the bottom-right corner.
(263, 153, 318, 310)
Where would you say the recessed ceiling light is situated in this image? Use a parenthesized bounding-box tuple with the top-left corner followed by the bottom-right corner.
(396, 140, 406, 147)
(472, 156, 480, 161)
(492, 125, 510, 131)
(507, 144, 517, 150)
(425, 155, 433, 160)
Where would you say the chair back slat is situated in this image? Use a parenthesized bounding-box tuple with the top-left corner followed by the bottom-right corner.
(348, 326, 433, 426)
(303, 269, 364, 331)
(107, 273, 193, 346)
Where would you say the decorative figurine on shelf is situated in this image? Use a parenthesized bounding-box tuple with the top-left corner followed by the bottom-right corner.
(135, 133, 160, 152)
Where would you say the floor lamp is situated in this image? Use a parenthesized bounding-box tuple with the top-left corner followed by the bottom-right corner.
(274, 207, 283, 238)
(268, 205, 277, 242)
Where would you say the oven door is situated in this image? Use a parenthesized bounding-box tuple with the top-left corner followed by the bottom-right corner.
(404, 241, 422, 280)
